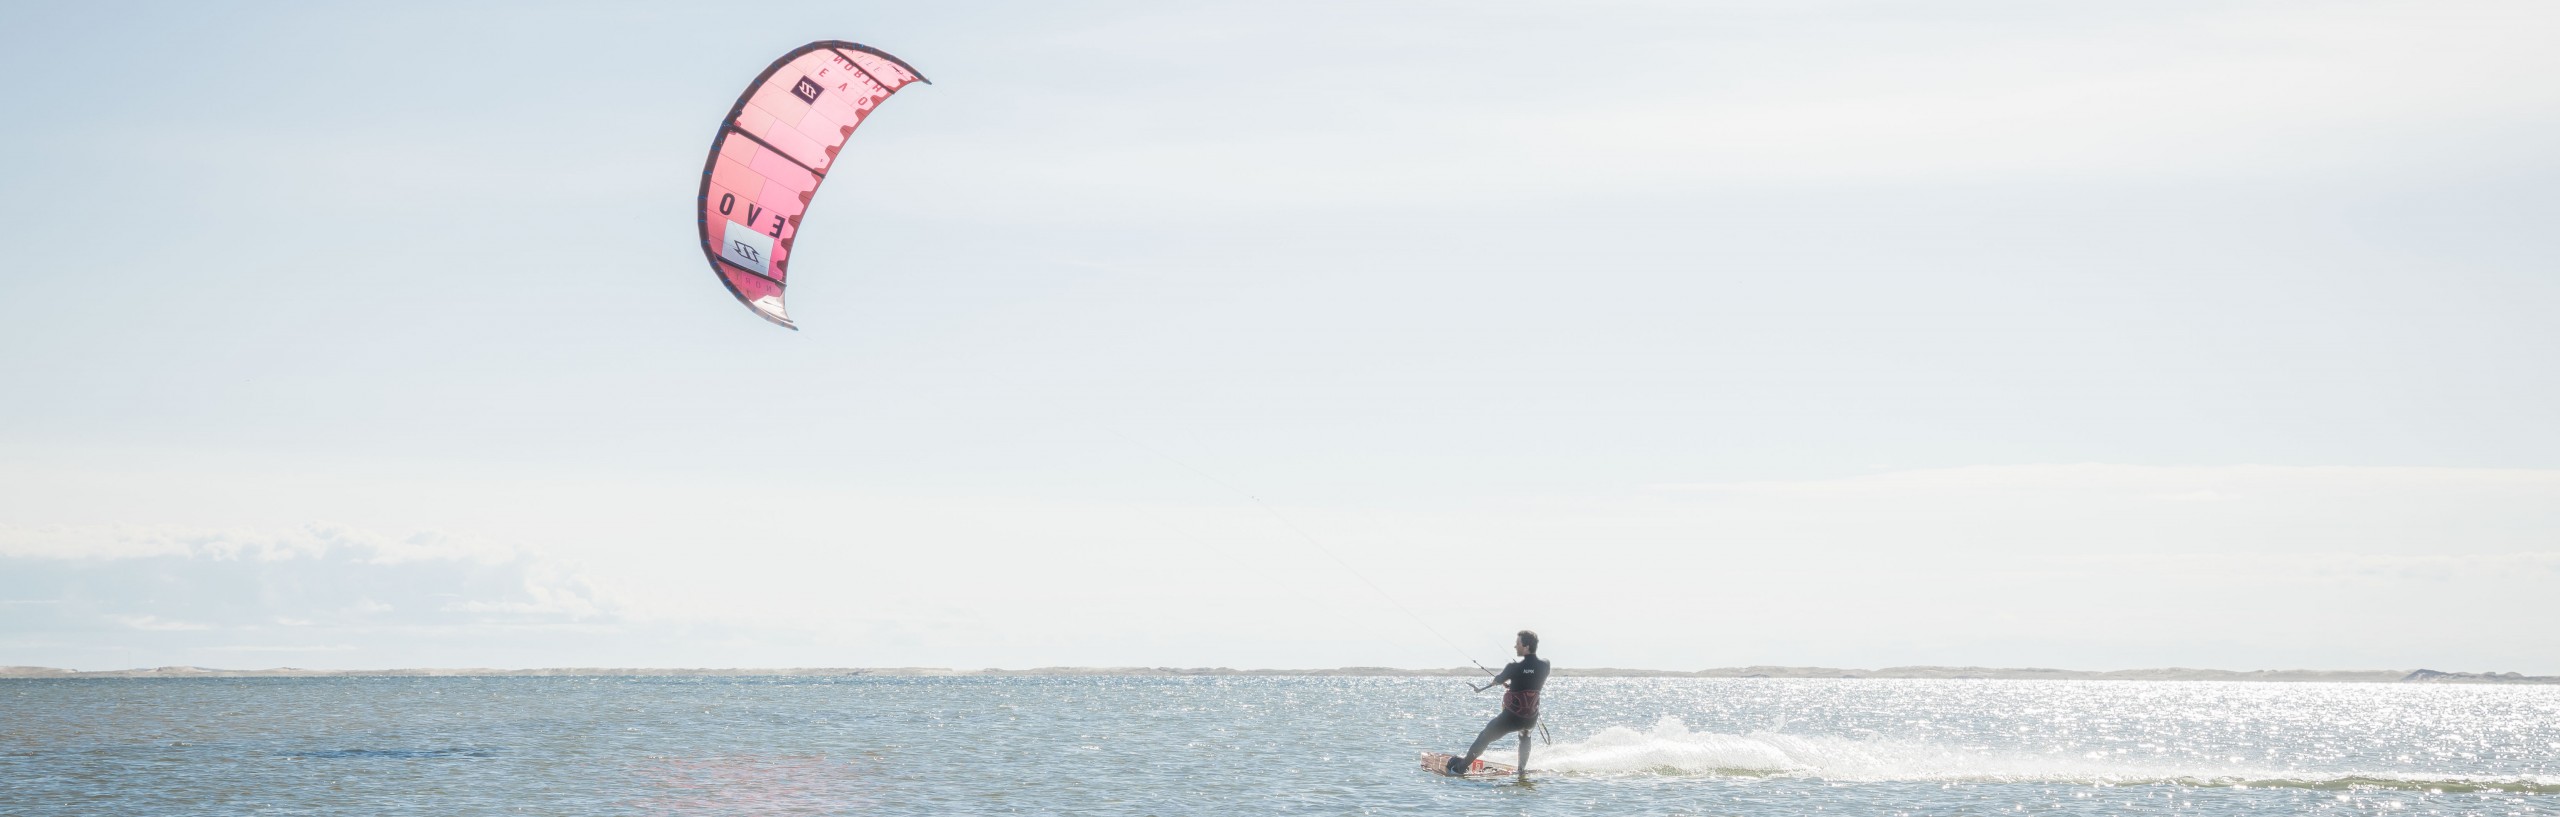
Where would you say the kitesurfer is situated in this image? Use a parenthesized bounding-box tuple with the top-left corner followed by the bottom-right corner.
(1448, 630, 1547, 780)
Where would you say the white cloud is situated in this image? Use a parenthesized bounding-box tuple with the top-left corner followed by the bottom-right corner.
(0, 523, 528, 566)
(1514, 2, 2560, 185)
(3, 2, 2555, 675)
(2, 461, 2554, 672)
(108, 615, 212, 632)
(0, 523, 633, 669)
(1624, 463, 2560, 560)
(879, 0, 2560, 218)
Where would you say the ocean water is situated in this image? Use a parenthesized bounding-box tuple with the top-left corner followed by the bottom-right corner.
(3, 676, 2556, 815)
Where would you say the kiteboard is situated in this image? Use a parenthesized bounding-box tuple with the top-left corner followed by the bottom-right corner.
(1421, 752, 1516, 779)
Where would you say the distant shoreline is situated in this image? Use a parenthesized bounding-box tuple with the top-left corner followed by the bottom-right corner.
(4, 665, 2553, 683)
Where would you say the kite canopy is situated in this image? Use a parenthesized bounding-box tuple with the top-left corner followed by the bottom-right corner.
(696, 41, 927, 329)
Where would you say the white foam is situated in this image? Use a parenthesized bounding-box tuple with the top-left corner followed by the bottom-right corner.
(1529, 717, 2560, 792)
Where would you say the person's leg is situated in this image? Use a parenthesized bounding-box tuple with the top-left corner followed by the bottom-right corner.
(1514, 723, 1532, 780)
(1461, 717, 1506, 764)
(1461, 712, 1527, 765)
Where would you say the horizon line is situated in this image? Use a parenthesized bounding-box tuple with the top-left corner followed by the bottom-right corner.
(5, 665, 2554, 684)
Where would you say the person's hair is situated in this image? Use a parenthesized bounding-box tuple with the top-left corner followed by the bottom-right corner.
(1516, 630, 1539, 654)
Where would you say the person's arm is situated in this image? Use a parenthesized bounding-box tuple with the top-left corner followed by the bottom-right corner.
(1472, 661, 1524, 692)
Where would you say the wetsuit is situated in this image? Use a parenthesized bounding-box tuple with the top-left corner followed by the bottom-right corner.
(1459, 654, 1549, 771)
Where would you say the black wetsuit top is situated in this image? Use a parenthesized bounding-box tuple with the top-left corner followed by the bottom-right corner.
(1492, 655, 1549, 718)
(1458, 654, 1552, 767)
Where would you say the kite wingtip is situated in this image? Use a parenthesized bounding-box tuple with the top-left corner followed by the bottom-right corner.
(744, 294, 798, 330)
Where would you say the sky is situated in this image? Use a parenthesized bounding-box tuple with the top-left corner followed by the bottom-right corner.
(1, 0, 2555, 673)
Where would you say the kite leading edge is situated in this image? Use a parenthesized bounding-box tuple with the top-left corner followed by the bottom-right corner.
(696, 41, 928, 329)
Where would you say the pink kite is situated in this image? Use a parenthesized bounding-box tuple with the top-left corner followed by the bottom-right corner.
(696, 41, 928, 329)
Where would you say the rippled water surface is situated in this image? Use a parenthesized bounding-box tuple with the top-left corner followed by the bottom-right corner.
(5, 676, 2556, 815)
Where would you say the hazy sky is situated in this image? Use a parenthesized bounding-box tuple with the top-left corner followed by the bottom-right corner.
(3, 1, 2555, 673)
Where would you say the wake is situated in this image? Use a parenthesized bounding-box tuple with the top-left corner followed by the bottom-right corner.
(1529, 717, 2560, 793)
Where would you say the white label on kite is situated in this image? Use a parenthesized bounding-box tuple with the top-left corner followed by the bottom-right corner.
(721, 219, 775, 276)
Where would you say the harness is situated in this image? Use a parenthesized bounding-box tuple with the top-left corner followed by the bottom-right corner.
(1501, 688, 1540, 719)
